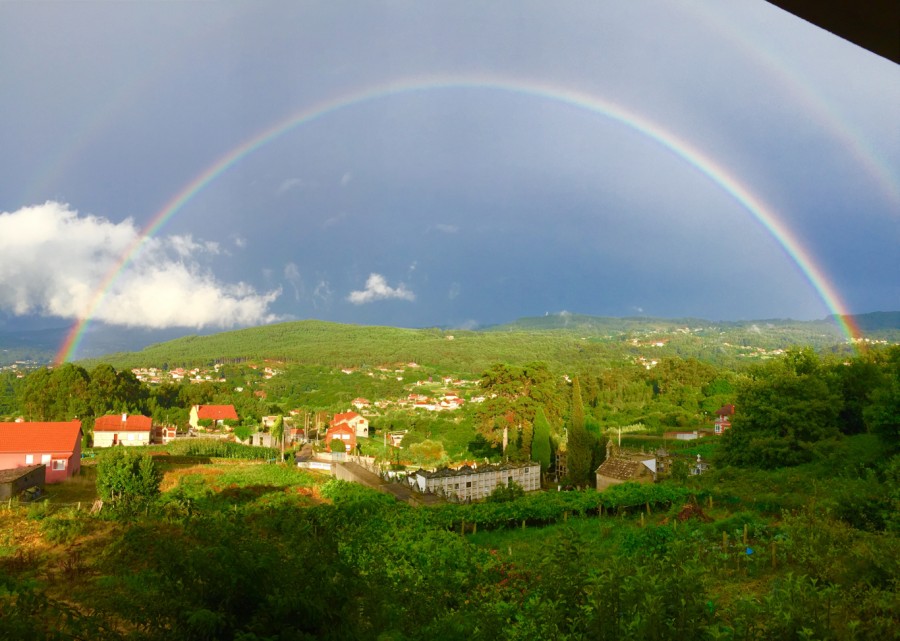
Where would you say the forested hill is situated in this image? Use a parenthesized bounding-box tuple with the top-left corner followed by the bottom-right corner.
(3, 311, 895, 370)
(84, 321, 605, 374)
(78, 312, 898, 372)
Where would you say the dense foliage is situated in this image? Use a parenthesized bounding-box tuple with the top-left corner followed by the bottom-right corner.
(96, 448, 163, 515)
(720, 346, 900, 468)
(2, 455, 897, 640)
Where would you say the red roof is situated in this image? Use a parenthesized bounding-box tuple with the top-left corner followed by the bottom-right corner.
(326, 423, 355, 436)
(196, 405, 238, 420)
(333, 411, 362, 424)
(94, 414, 152, 432)
(0, 420, 82, 454)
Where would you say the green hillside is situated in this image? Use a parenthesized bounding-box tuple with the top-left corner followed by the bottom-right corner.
(84, 313, 870, 373)
(86, 320, 610, 374)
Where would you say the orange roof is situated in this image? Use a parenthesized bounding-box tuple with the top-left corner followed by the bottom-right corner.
(196, 405, 238, 420)
(0, 420, 82, 454)
(94, 414, 152, 432)
(326, 423, 355, 435)
(333, 411, 362, 423)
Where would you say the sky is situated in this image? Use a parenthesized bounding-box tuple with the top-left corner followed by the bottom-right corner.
(1, 1, 898, 355)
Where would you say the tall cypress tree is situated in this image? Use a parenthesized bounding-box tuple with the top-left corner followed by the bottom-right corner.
(571, 377, 585, 432)
(567, 377, 594, 487)
(532, 408, 552, 477)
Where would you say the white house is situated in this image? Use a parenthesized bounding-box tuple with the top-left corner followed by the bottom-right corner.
(93, 414, 152, 447)
(332, 411, 369, 438)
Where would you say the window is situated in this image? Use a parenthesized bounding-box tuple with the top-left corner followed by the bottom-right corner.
(25, 454, 33, 464)
(52, 459, 67, 471)
(41, 454, 51, 464)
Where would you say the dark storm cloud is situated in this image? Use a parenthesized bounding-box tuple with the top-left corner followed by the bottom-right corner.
(0, 0, 896, 340)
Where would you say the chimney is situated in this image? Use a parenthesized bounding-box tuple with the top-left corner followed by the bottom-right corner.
(122, 413, 127, 423)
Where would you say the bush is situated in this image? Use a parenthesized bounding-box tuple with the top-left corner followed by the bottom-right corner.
(486, 480, 525, 503)
(233, 423, 254, 442)
(41, 510, 90, 544)
(408, 439, 446, 465)
(96, 448, 162, 515)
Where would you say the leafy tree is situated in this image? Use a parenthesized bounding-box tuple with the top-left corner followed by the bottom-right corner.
(532, 408, 552, 476)
(834, 355, 885, 435)
(96, 448, 162, 515)
(53, 363, 92, 420)
(0, 371, 24, 418)
(720, 348, 842, 468)
(409, 439, 446, 465)
(864, 346, 900, 449)
(20, 367, 52, 420)
(20, 365, 92, 421)
(476, 362, 563, 447)
(87, 364, 146, 417)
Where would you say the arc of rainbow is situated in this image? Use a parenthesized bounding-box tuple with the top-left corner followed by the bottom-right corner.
(55, 73, 861, 363)
(692, 3, 900, 210)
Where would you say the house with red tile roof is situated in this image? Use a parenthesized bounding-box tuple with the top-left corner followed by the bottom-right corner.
(714, 404, 735, 434)
(325, 422, 356, 454)
(332, 411, 369, 438)
(0, 420, 82, 484)
(93, 413, 152, 448)
(189, 405, 238, 429)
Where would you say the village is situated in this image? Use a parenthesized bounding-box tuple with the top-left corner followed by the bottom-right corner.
(0, 385, 733, 504)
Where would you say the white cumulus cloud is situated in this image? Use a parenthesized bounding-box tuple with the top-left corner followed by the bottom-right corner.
(0, 201, 281, 329)
(347, 273, 415, 305)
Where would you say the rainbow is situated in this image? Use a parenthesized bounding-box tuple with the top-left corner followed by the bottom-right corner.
(55, 74, 861, 363)
(693, 5, 900, 210)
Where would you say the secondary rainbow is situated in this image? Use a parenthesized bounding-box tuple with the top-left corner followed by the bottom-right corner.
(55, 74, 861, 363)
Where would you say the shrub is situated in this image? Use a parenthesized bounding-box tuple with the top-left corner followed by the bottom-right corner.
(41, 510, 90, 544)
(408, 439, 446, 464)
(486, 480, 525, 503)
(96, 448, 162, 516)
